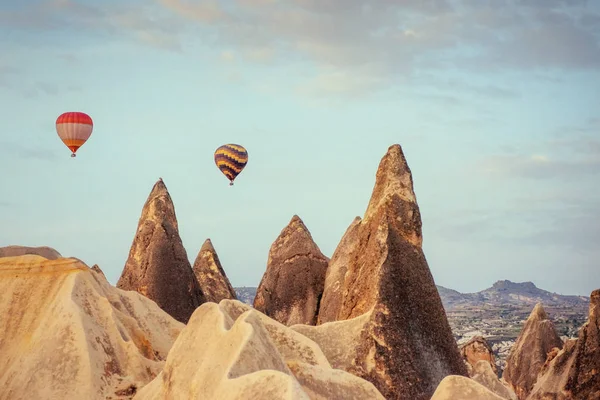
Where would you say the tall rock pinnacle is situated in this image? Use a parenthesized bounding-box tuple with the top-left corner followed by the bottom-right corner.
(316, 144, 467, 399)
(528, 289, 600, 400)
(117, 178, 205, 324)
(503, 302, 563, 400)
(253, 215, 329, 326)
(192, 239, 237, 303)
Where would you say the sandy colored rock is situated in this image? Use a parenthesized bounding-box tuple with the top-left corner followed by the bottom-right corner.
(460, 336, 498, 376)
(471, 361, 518, 400)
(0, 255, 183, 400)
(291, 311, 373, 371)
(528, 289, 600, 400)
(254, 215, 329, 326)
(317, 216, 361, 325)
(0, 245, 61, 260)
(192, 238, 237, 303)
(503, 303, 563, 399)
(219, 300, 332, 368)
(91, 264, 107, 278)
(431, 375, 507, 400)
(315, 144, 467, 399)
(134, 300, 385, 400)
(117, 178, 205, 324)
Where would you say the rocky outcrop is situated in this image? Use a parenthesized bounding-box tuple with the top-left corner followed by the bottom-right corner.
(315, 144, 468, 399)
(317, 216, 361, 325)
(117, 178, 205, 324)
(431, 375, 507, 400)
(502, 303, 563, 399)
(0, 245, 61, 260)
(192, 239, 237, 303)
(528, 289, 600, 400)
(253, 215, 329, 326)
(91, 264, 106, 278)
(134, 300, 385, 400)
(460, 336, 498, 376)
(0, 255, 183, 400)
(471, 361, 518, 400)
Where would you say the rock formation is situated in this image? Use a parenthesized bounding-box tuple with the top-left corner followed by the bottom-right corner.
(528, 289, 600, 400)
(471, 361, 518, 400)
(317, 216, 361, 325)
(253, 215, 329, 326)
(0, 255, 183, 400)
(117, 178, 205, 324)
(134, 300, 386, 400)
(502, 303, 563, 399)
(192, 239, 237, 303)
(0, 245, 61, 260)
(430, 375, 507, 400)
(460, 336, 498, 376)
(91, 264, 106, 278)
(314, 144, 468, 399)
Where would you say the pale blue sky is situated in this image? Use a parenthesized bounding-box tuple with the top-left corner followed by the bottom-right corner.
(1, 0, 599, 296)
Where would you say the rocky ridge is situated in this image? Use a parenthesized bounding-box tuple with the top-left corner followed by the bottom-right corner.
(0, 245, 62, 260)
(0, 255, 183, 400)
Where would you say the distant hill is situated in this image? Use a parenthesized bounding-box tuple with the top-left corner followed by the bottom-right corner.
(437, 280, 589, 310)
(235, 280, 589, 310)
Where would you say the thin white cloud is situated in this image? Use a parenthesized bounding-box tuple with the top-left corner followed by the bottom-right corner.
(2, 0, 599, 97)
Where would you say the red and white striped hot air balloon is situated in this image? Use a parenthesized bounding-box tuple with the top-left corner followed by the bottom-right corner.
(55, 112, 93, 157)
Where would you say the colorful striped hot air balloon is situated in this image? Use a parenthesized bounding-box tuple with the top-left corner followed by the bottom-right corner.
(55, 112, 93, 157)
(214, 144, 248, 186)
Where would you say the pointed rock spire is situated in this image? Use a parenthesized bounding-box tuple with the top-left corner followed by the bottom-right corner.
(528, 289, 600, 400)
(117, 178, 205, 324)
(192, 239, 237, 303)
(253, 215, 329, 326)
(503, 303, 563, 399)
(317, 216, 362, 324)
(316, 144, 467, 399)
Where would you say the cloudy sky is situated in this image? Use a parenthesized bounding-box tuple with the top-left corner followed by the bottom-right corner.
(1, 0, 598, 296)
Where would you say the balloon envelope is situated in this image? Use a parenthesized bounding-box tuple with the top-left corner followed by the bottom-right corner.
(56, 112, 93, 157)
(214, 144, 248, 185)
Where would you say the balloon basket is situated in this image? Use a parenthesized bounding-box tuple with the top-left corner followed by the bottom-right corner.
(71, 153, 76, 158)
(229, 182, 234, 186)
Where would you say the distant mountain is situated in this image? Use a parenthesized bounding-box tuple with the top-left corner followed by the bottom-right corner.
(437, 280, 589, 310)
(235, 280, 589, 311)
(234, 286, 257, 305)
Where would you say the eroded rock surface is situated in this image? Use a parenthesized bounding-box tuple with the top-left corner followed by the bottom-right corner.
(317, 217, 361, 325)
(528, 289, 600, 400)
(461, 336, 498, 376)
(117, 178, 205, 323)
(0, 255, 183, 400)
(134, 300, 385, 400)
(471, 361, 518, 400)
(315, 144, 467, 399)
(431, 375, 507, 400)
(503, 303, 563, 399)
(254, 215, 329, 326)
(192, 239, 237, 303)
(0, 245, 61, 260)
